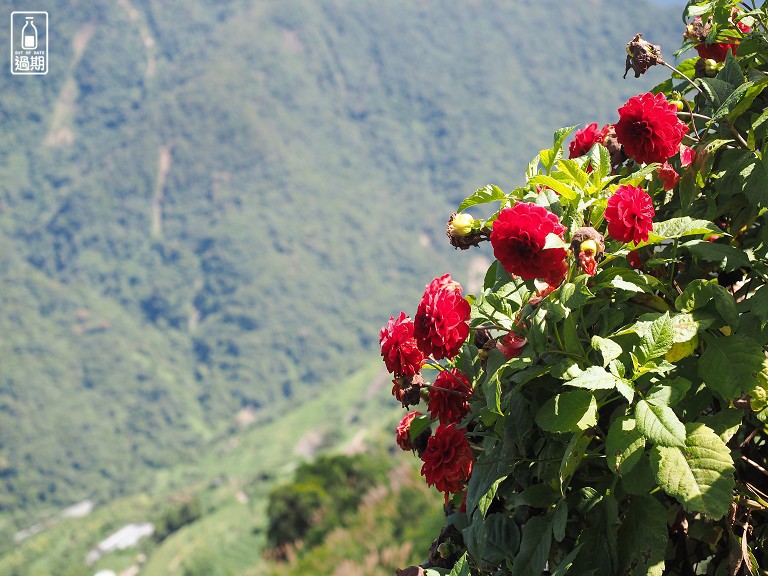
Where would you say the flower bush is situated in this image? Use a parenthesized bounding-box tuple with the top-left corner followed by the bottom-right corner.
(382, 1, 768, 574)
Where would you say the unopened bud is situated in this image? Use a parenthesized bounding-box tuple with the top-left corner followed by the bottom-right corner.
(448, 213, 475, 237)
(670, 99, 684, 112)
(704, 58, 723, 75)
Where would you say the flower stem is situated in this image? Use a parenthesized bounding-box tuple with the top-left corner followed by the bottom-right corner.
(659, 59, 705, 98)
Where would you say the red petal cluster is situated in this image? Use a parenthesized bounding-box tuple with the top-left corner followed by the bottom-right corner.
(604, 185, 655, 244)
(496, 332, 526, 360)
(694, 17, 750, 62)
(428, 369, 472, 425)
(380, 312, 424, 377)
(396, 411, 422, 451)
(490, 202, 568, 281)
(657, 162, 680, 191)
(568, 123, 611, 158)
(680, 144, 696, 168)
(414, 275, 471, 360)
(420, 423, 474, 496)
(615, 92, 687, 165)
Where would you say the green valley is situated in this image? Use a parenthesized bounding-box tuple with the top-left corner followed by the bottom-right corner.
(0, 0, 685, 572)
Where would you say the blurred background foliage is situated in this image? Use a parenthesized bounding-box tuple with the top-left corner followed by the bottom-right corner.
(0, 0, 683, 572)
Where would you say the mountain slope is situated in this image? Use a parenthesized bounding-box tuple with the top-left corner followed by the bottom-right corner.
(0, 0, 682, 522)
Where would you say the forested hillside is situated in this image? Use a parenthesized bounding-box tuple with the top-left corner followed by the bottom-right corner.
(0, 0, 681, 530)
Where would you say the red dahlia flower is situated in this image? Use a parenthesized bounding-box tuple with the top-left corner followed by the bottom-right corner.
(396, 411, 422, 451)
(497, 331, 527, 359)
(615, 92, 687, 165)
(604, 185, 655, 244)
(568, 123, 611, 159)
(421, 423, 474, 497)
(657, 162, 680, 191)
(380, 312, 424, 377)
(414, 274, 471, 361)
(680, 144, 695, 168)
(688, 14, 750, 62)
(428, 369, 472, 425)
(490, 202, 568, 281)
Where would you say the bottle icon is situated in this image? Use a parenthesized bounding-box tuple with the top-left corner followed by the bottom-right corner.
(21, 17, 37, 50)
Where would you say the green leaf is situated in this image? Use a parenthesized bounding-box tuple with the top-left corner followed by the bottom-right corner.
(697, 408, 743, 443)
(557, 158, 590, 189)
(713, 76, 768, 122)
(635, 399, 686, 447)
(683, 240, 752, 272)
(509, 514, 553, 576)
(606, 416, 645, 476)
(408, 414, 432, 443)
(619, 162, 660, 186)
(650, 423, 735, 519)
(617, 496, 667, 576)
(560, 432, 592, 491)
(591, 335, 622, 367)
(458, 184, 506, 212)
(481, 348, 507, 414)
(465, 440, 507, 517)
(448, 553, 470, 576)
(646, 377, 692, 407)
(588, 143, 611, 185)
(536, 390, 598, 433)
(631, 217, 722, 249)
(738, 284, 768, 328)
(564, 366, 619, 390)
(699, 334, 763, 399)
(463, 513, 521, 568)
(559, 277, 594, 310)
(675, 279, 738, 328)
(553, 501, 568, 543)
(504, 392, 533, 452)
(699, 77, 737, 109)
(528, 175, 577, 200)
(569, 495, 619, 576)
(543, 232, 569, 250)
(635, 312, 674, 365)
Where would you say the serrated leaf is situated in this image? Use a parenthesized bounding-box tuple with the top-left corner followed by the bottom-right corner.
(683, 240, 752, 272)
(536, 390, 597, 433)
(635, 399, 686, 447)
(509, 514, 552, 576)
(713, 76, 768, 122)
(557, 158, 590, 189)
(675, 279, 738, 328)
(458, 184, 506, 212)
(448, 553, 470, 576)
(619, 162, 660, 186)
(564, 366, 619, 390)
(559, 277, 593, 310)
(646, 377, 692, 407)
(698, 408, 743, 443)
(591, 335, 622, 367)
(636, 312, 674, 365)
(617, 495, 667, 576)
(650, 423, 735, 518)
(738, 284, 768, 328)
(560, 432, 592, 491)
(699, 333, 762, 399)
(631, 217, 722, 249)
(528, 175, 577, 200)
(465, 440, 507, 517)
(606, 416, 645, 476)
